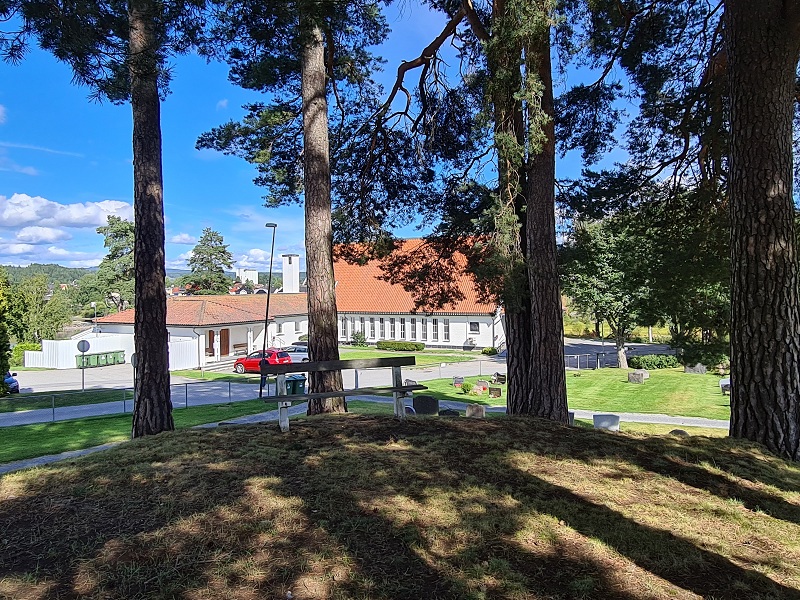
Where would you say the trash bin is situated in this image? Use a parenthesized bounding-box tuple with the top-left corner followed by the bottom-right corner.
(106, 352, 117, 366)
(88, 353, 99, 367)
(76, 355, 88, 368)
(117, 350, 126, 364)
(97, 353, 108, 367)
(286, 374, 306, 395)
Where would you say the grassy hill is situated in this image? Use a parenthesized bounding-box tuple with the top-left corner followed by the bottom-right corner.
(1, 415, 798, 599)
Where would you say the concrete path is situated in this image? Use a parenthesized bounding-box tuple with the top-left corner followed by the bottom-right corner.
(0, 395, 729, 476)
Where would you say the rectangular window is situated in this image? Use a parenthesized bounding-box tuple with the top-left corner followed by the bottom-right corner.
(432, 318, 439, 341)
(390, 318, 396, 338)
(341, 317, 347, 338)
(276, 321, 283, 334)
(295, 320, 301, 333)
(443, 319, 450, 342)
(469, 321, 480, 334)
(370, 317, 376, 339)
(360, 316, 365, 333)
(410, 318, 417, 340)
(379, 318, 385, 338)
(421, 318, 427, 341)
(400, 318, 406, 339)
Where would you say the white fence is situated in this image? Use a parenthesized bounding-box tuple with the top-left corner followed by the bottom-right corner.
(169, 339, 199, 371)
(25, 335, 200, 371)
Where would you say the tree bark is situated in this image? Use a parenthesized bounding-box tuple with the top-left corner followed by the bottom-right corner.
(520, 27, 568, 422)
(129, 0, 173, 437)
(302, 21, 345, 415)
(726, 0, 800, 460)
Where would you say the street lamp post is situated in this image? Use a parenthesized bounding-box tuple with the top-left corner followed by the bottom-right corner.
(259, 223, 278, 399)
(91, 302, 97, 325)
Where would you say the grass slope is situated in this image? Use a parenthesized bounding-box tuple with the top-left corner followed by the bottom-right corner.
(1, 416, 798, 599)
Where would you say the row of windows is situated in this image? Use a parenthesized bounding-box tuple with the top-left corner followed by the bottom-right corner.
(340, 317, 482, 341)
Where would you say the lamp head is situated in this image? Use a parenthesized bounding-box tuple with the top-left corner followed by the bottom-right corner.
(265, 223, 277, 228)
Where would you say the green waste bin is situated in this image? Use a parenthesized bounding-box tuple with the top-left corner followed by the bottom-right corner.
(286, 374, 306, 395)
(76, 355, 88, 368)
(106, 352, 116, 366)
(88, 354, 99, 367)
(97, 353, 108, 367)
(116, 350, 126, 364)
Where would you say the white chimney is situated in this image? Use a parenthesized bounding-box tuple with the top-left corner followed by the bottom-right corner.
(282, 254, 300, 293)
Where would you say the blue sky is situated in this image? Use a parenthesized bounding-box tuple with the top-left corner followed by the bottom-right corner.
(0, 4, 589, 273)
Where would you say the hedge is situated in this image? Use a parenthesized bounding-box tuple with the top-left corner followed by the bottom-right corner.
(10, 342, 41, 367)
(376, 341, 425, 351)
(627, 354, 680, 370)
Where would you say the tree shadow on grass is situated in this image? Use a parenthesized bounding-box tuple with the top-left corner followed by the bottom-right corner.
(1, 416, 799, 599)
(272, 417, 800, 599)
(565, 426, 800, 524)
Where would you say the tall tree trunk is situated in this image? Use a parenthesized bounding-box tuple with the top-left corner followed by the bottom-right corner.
(615, 335, 628, 369)
(129, 0, 173, 437)
(520, 25, 568, 422)
(726, 0, 800, 460)
(302, 21, 345, 415)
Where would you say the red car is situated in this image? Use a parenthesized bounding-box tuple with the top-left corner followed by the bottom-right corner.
(233, 348, 291, 373)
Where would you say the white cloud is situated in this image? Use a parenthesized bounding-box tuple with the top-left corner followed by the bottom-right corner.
(170, 233, 196, 244)
(0, 243, 36, 255)
(216, 99, 228, 110)
(0, 106, 6, 124)
(16, 226, 72, 244)
(0, 193, 133, 229)
(178, 250, 193, 261)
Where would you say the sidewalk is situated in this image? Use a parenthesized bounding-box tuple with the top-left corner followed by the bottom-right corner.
(0, 396, 729, 476)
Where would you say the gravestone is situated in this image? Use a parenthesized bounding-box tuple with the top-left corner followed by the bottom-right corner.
(568, 411, 575, 426)
(404, 378, 417, 386)
(492, 372, 507, 384)
(632, 368, 650, 380)
(439, 408, 460, 417)
(669, 429, 689, 436)
(476, 379, 490, 391)
(684, 363, 707, 375)
(489, 387, 502, 398)
(593, 414, 620, 431)
(466, 404, 486, 418)
(413, 395, 439, 415)
(628, 371, 645, 384)
(453, 376, 464, 388)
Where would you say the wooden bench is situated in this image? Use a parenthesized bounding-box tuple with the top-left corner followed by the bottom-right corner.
(261, 356, 427, 430)
(232, 343, 249, 355)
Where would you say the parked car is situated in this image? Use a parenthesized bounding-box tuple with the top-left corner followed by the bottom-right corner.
(233, 349, 291, 374)
(282, 346, 310, 362)
(4, 371, 19, 394)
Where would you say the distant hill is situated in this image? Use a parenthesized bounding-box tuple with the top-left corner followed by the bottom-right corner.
(2, 263, 93, 284)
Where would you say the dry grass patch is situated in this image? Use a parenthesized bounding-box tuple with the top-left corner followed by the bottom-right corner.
(1, 416, 799, 599)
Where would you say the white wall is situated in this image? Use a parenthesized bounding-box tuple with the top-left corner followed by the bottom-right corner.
(281, 254, 300, 293)
(337, 313, 505, 349)
(25, 334, 137, 369)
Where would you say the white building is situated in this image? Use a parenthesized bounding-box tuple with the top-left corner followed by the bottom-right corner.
(235, 267, 259, 285)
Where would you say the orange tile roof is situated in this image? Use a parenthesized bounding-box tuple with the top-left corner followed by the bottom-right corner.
(333, 240, 498, 315)
(97, 293, 308, 327)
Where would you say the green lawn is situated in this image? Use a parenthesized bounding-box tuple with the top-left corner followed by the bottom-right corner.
(0, 399, 289, 464)
(172, 370, 267, 384)
(565, 367, 730, 420)
(404, 368, 729, 420)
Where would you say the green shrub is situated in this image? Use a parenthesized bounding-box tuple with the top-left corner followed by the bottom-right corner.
(679, 343, 730, 369)
(350, 331, 368, 346)
(11, 342, 41, 367)
(628, 354, 680, 370)
(481, 347, 498, 356)
(298, 334, 308, 341)
(376, 341, 425, 351)
(461, 382, 474, 394)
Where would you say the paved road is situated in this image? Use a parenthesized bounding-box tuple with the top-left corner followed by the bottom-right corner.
(0, 381, 275, 427)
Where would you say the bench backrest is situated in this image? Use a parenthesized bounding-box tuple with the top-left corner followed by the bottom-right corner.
(261, 356, 416, 375)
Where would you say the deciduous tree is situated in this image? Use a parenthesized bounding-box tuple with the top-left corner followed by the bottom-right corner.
(96, 216, 135, 312)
